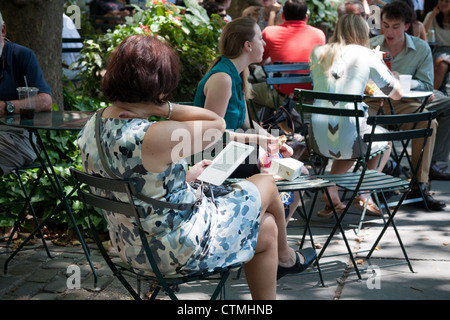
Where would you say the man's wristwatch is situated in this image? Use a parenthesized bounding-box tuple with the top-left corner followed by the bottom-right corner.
(5, 101, 15, 115)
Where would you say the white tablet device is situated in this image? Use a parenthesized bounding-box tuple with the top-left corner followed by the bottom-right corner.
(197, 141, 255, 186)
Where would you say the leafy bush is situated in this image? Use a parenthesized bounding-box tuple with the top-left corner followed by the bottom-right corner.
(270, 0, 339, 33)
(306, 0, 340, 34)
(76, 0, 224, 102)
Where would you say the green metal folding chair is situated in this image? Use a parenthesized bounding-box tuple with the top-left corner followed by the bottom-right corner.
(373, 94, 434, 211)
(70, 168, 240, 300)
(295, 89, 436, 278)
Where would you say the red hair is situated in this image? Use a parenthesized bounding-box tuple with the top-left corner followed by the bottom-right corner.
(101, 35, 180, 104)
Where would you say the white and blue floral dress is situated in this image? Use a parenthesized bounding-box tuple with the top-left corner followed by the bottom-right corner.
(76, 114, 261, 277)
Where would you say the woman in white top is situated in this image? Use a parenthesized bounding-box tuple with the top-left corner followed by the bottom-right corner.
(309, 14, 402, 217)
(423, 0, 450, 90)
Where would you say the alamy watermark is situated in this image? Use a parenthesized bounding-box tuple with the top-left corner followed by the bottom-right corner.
(367, 5, 381, 30)
(366, 266, 382, 290)
(66, 264, 81, 289)
(65, 5, 81, 30)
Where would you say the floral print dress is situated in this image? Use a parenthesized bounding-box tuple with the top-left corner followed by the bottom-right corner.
(76, 114, 261, 277)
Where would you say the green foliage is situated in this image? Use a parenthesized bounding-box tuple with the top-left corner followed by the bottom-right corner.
(276, 0, 340, 32)
(306, 0, 340, 33)
(76, 0, 224, 102)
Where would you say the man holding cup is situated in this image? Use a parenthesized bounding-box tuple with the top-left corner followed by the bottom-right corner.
(0, 11, 52, 176)
(365, 1, 449, 210)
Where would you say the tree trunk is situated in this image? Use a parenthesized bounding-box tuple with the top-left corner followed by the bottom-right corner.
(0, 0, 64, 110)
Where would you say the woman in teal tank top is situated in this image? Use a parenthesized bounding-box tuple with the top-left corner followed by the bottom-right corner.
(194, 18, 295, 155)
(194, 17, 290, 179)
(194, 17, 304, 222)
(194, 55, 246, 130)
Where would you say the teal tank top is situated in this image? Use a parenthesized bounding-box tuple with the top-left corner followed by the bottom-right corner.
(194, 56, 246, 130)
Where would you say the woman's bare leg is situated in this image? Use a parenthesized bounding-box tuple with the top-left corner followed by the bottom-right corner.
(324, 159, 355, 205)
(248, 175, 295, 263)
(434, 58, 449, 90)
(357, 143, 392, 203)
(324, 142, 391, 205)
(285, 192, 301, 225)
(285, 166, 309, 224)
(368, 143, 391, 172)
(244, 174, 298, 299)
(244, 213, 278, 299)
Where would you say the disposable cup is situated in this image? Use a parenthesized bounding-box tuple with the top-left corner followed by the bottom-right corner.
(17, 87, 38, 120)
(399, 75, 412, 94)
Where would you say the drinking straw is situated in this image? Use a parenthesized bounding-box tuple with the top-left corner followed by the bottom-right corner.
(24, 76, 32, 109)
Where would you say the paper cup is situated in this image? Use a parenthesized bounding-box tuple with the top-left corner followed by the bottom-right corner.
(399, 75, 412, 94)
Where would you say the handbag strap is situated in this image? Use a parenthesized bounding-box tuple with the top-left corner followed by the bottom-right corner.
(262, 104, 303, 135)
(278, 105, 297, 133)
(246, 102, 255, 130)
(95, 108, 119, 179)
(94, 108, 199, 211)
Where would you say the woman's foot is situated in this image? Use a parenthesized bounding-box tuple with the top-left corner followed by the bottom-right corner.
(277, 248, 316, 280)
(353, 197, 382, 216)
(317, 202, 346, 218)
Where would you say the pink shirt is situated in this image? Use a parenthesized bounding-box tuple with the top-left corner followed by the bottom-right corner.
(262, 20, 326, 94)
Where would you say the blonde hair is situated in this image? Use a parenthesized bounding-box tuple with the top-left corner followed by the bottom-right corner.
(209, 17, 255, 99)
(316, 14, 370, 76)
(0, 12, 4, 25)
